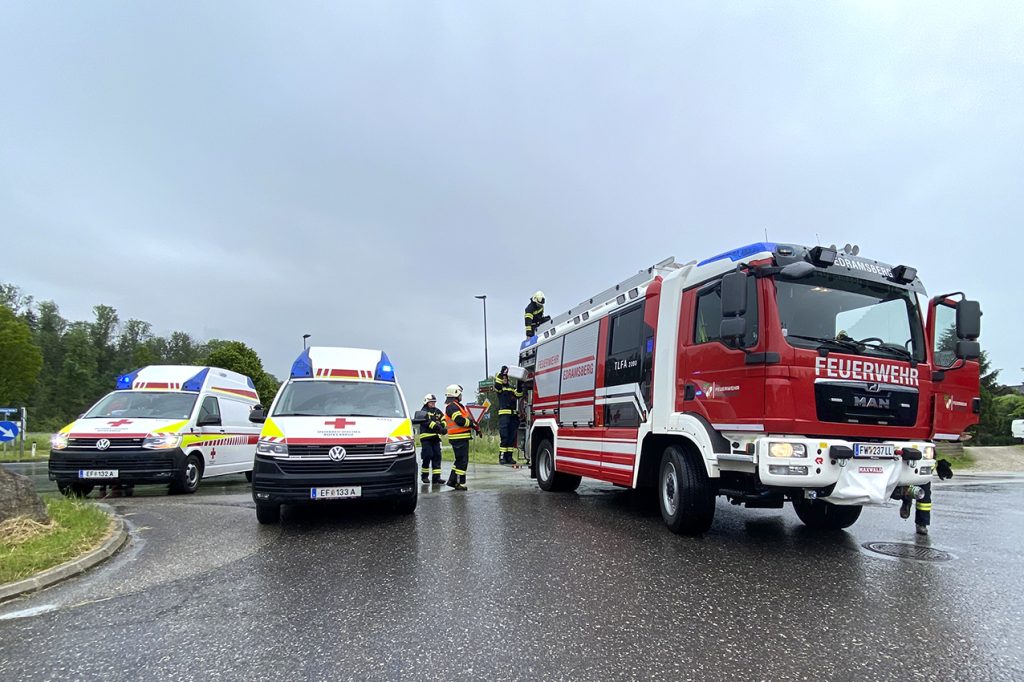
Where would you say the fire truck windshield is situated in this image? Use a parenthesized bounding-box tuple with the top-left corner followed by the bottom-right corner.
(775, 272, 925, 362)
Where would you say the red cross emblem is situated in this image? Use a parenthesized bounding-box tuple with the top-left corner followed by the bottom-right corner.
(324, 418, 355, 429)
(107, 419, 133, 427)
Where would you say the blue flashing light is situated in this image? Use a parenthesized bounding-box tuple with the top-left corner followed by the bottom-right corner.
(520, 336, 538, 351)
(182, 367, 210, 392)
(115, 368, 141, 390)
(697, 242, 778, 267)
(291, 348, 314, 378)
(375, 352, 396, 382)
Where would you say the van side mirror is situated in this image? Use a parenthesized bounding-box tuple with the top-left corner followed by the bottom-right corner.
(720, 272, 747, 317)
(412, 410, 428, 425)
(956, 299, 981, 340)
(249, 407, 266, 424)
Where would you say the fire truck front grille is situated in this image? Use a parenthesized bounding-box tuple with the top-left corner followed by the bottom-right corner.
(815, 381, 918, 427)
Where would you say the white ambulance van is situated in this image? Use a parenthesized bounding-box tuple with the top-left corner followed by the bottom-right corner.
(250, 346, 416, 524)
(49, 365, 262, 496)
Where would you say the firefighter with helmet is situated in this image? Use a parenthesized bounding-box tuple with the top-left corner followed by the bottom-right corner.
(419, 393, 446, 485)
(444, 384, 479, 490)
(494, 366, 523, 466)
(525, 291, 550, 339)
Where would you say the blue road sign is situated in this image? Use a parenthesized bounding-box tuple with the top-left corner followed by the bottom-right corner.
(0, 421, 19, 442)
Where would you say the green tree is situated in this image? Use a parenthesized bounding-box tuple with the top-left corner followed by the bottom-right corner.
(54, 323, 101, 421)
(117, 319, 156, 369)
(0, 306, 43, 405)
(90, 304, 120, 381)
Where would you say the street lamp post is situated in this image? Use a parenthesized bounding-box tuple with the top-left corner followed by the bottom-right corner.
(302, 334, 311, 350)
(474, 295, 489, 379)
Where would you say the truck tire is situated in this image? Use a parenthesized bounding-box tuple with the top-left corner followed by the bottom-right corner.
(255, 502, 281, 524)
(58, 481, 94, 498)
(658, 445, 715, 535)
(170, 453, 203, 495)
(535, 439, 581, 493)
(792, 496, 862, 530)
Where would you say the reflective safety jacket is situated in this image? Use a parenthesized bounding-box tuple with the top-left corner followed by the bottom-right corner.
(525, 300, 546, 337)
(494, 374, 523, 416)
(419, 405, 446, 440)
(445, 398, 474, 440)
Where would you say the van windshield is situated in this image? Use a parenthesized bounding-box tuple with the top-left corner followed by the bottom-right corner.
(84, 391, 198, 420)
(272, 381, 406, 419)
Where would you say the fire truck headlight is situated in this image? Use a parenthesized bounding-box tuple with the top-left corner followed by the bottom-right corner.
(769, 442, 807, 458)
(923, 445, 935, 459)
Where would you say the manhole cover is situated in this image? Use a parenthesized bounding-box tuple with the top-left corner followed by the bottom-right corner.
(862, 542, 955, 562)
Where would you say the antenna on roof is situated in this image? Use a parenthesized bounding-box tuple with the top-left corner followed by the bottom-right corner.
(764, 228, 769, 242)
(815, 232, 821, 246)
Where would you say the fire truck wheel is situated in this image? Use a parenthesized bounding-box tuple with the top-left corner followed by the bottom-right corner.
(659, 445, 715, 535)
(791, 496, 862, 530)
(535, 439, 581, 492)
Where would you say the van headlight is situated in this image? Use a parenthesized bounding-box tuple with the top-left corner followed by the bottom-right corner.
(385, 440, 415, 456)
(256, 441, 288, 456)
(142, 435, 182, 450)
(769, 442, 807, 458)
(51, 433, 69, 450)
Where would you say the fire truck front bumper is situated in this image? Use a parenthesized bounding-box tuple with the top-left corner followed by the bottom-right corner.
(755, 437, 936, 506)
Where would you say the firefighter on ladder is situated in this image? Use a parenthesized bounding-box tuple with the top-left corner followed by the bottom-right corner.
(444, 384, 480, 490)
(494, 366, 523, 467)
(525, 291, 550, 339)
(418, 394, 446, 485)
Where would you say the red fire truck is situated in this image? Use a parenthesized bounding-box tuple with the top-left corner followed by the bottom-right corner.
(518, 242, 982, 535)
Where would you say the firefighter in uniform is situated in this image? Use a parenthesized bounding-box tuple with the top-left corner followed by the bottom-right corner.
(899, 458, 953, 535)
(525, 291, 550, 339)
(444, 384, 479, 490)
(494, 366, 523, 466)
(418, 394, 446, 485)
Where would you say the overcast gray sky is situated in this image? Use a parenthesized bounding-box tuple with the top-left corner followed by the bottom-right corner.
(2, 1, 1022, 404)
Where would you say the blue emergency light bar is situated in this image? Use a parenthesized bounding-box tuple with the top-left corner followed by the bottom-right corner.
(375, 352, 396, 382)
(291, 348, 314, 378)
(115, 369, 141, 390)
(697, 242, 778, 267)
(182, 367, 209, 392)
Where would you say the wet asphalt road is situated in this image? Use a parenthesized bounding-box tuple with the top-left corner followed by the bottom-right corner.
(1, 463, 1022, 681)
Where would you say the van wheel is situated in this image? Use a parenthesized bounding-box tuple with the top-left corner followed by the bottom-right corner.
(58, 481, 94, 498)
(535, 439, 582, 493)
(170, 454, 203, 494)
(394, 491, 418, 515)
(244, 471, 253, 483)
(256, 502, 281, 524)
(659, 445, 715, 535)
(792, 496, 862, 530)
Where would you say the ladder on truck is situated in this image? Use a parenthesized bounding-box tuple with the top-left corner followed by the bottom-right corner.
(534, 256, 688, 339)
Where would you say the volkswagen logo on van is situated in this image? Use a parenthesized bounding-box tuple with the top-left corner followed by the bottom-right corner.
(96, 438, 111, 451)
(328, 446, 347, 462)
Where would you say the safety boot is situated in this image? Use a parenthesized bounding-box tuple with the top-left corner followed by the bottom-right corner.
(900, 497, 912, 519)
(421, 473, 429, 484)
(446, 470, 458, 488)
(431, 476, 443, 485)
(916, 524, 929, 536)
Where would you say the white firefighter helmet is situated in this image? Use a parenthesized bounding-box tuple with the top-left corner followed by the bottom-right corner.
(532, 290, 545, 304)
(444, 384, 463, 398)
(423, 393, 437, 404)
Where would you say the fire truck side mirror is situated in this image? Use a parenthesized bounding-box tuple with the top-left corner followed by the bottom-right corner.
(955, 299, 982, 340)
(720, 317, 748, 345)
(955, 340, 980, 361)
(720, 271, 747, 317)
(412, 410, 428, 424)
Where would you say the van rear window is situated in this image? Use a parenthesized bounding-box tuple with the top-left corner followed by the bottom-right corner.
(272, 381, 406, 419)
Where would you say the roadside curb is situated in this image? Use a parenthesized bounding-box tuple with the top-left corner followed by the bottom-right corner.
(0, 511, 129, 603)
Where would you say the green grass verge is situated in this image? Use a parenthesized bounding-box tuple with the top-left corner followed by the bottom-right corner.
(0, 497, 112, 584)
(940, 450, 975, 470)
(0, 433, 51, 462)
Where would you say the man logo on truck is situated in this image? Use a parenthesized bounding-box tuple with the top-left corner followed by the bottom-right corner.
(328, 446, 347, 462)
